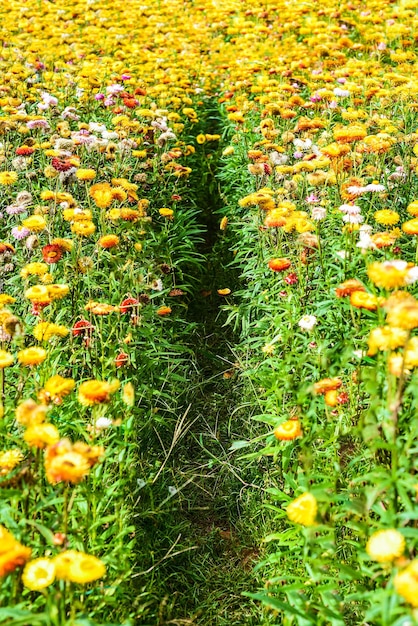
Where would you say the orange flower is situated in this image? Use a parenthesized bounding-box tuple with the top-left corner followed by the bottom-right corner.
(274, 419, 302, 441)
(98, 235, 120, 249)
(156, 306, 172, 316)
(0, 526, 31, 577)
(78, 379, 119, 406)
(45, 440, 90, 485)
(313, 378, 342, 395)
(335, 279, 365, 298)
(268, 258, 291, 272)
(350, 291, 379, 311)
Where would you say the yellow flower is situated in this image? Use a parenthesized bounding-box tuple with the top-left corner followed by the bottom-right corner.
(367, 261, 409, 290)
(196, 133, 206, 144)
(76, 168, 96, 181)
(0, 295, 15, 306)
(71, 220, 96, 236)
(374, 209, 399, 226)
(22, 215, 47, 232)
(367, 327, 409, 356)
(78, 379, 120, 406)
(159, 208, 174, 219)
(39, 375, 75, 404)
(394, 559, 418, 607)
(0, 449, 23, 475)
(24, 423, 60, 449)
(24, 285, 51, 304)
(0, 350, 13, 368)
(51, 238, 73, 252)
(47, 284, 69, 300)
(403, 218, 418, 235)
(53, 550, 105, 584)
(274, 419, 303, 441)
(90, 183, 114, 208)
(286, 492, 317, 526)
(387, 301, 418, 330)
(0, 526, 31, 577)
(122, 382, 135, 407)
(20, 262, 48, 279)
(22, 558, 55, 591)
(33, 322, 69, 342)
(45, 440, 91, 484)
(0, 171, 18, 185)
(17, 347, 47, 366)
(220, 216, 228, 231)
(366, 529, 405, 563)
(15, 399, 48, 426)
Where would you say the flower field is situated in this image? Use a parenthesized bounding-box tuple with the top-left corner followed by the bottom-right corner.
(2, 0, 418, 624)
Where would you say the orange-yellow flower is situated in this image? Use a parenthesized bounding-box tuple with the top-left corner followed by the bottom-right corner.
(0, 526, 31, 577)
(350, 291, 379, 311)
(98, 234, 120, 249)
(268, 258, 291, 272)
(17, 347, 47, 366)
(78, 379, 119, 406)
(274, 419, 302, 441)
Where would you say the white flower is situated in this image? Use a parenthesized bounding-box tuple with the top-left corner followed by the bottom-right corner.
(311, 206, 327, 221)
(356, 233, 376, 251)
(364, 183, 385, 192)
(94, 417, 112, 431)
(333, 88, 350, 97)
(405, 267, 418, 285)
(335, 250, 347, 260)
(343, 213, 364, 224)
(339, 203, 361, 215)
(270, 151, 288, 165)
(347, 185, 367, 196)
(293, 138, 312, 151)
(298, 315, 317, 332)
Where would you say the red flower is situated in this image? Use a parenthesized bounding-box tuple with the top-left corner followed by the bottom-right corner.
(51, 157, 73, 172)
(284, 273, 298, 285)
(16, 146, 35, 156)
(42, 244, 63, 264)
(72, 320, 94, 336)
(115, 352, 129, 368)
(120, 297, 139, 314)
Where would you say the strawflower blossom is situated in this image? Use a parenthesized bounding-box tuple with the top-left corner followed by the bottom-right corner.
(298, 315, 317, 332)
(11, 226, 30, 240)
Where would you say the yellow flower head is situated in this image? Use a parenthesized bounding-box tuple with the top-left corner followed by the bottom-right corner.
(286, 492, 317, 526)
(0, 449, 24, 475)
(0, 171, 18, 185)
(53, 550, 105, 584)
(394, 559, 418, 607)
(22, 558, 55, 591)
(24, 423, 60, 449)
(76, 168, 96, 181)
(78, 379, 120, 406)
(16, 399, 48, 427)
(22, 215, 47, 232)
(366, 529, 405, 563)
(17, 347, 47, 366)
(374, 209, 399, 226)
(0, 350, 13, 368)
